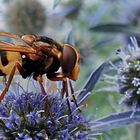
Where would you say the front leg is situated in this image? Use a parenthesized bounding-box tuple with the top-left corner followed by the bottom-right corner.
(47, 73, 71, 113)
(34, 75, 52, 117)
(47, 72, 81, 113)
(47, 72, 66, 98)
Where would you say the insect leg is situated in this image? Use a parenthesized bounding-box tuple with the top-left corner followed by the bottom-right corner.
(35, 75, 52, 117)
(0, 62, 24, 101)
(35, 75, 46, 96)
(63, 78, 72, 114)
(47, 73, 66, 97)
(61, 80, 65, 98)
(69, 79, 81, 112)
(47, 72, 66, 81)
(47, 73, 72, 114)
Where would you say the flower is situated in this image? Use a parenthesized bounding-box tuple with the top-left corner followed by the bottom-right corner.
(0, 89, 91, 139)
(5, 0, 46, 34)
(117, 37, 140, 110)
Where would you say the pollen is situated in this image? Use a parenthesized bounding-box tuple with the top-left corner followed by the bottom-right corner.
(132, 77, 140, 87)
(135, 60, 140, 71)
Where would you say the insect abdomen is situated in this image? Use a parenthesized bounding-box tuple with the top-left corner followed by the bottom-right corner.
(0, 51, 22, 76)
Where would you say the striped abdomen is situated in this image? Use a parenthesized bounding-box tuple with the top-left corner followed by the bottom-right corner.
(0, 51, 22, 76)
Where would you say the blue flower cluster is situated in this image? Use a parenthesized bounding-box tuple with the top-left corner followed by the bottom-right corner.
(0, 91, 90, 139)
(117, 38, 140, 109)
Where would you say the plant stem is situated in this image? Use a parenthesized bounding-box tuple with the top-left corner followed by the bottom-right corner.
(130, 124, 140, 140)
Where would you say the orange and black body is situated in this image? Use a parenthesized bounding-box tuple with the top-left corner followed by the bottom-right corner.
(0, 32, 80, 113)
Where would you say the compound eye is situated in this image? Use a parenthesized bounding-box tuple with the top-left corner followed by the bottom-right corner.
(62, 44, 77, 73)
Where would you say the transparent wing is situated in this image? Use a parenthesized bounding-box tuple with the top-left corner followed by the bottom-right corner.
(0, 41, 36, 54)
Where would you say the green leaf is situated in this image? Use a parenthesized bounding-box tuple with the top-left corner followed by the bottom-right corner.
(92, 110, 140, 134)
(77, 61, 107, 105)
(89, 23, 140, 36)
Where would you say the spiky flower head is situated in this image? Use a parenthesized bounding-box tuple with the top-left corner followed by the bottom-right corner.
(0, 89, 91, 139)
(5, 0, 46, 34)
(117, 37, 140, 110)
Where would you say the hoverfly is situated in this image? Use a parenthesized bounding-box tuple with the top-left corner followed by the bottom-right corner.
(0, 32, 80, 113)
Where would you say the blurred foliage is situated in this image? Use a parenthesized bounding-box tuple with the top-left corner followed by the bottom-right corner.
(61, 0, 82, 20)
(5, 0, 46, 34)
(2, 0, 140, 139)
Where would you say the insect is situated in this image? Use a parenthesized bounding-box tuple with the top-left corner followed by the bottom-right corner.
(0, 32, 80, 113)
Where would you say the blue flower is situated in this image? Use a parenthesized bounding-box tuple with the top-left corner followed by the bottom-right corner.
(0, 90, 91, 139)
(117, 37, 140, 109)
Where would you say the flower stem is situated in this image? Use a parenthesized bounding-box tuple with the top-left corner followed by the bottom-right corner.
(130, 124, 140, 140)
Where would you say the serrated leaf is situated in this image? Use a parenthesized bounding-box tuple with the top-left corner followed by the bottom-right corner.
(66, 29, 75, 46)
(89, 23, 140, 36)
(77, 61, 107, 104)
(91, 110, 140, 134)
